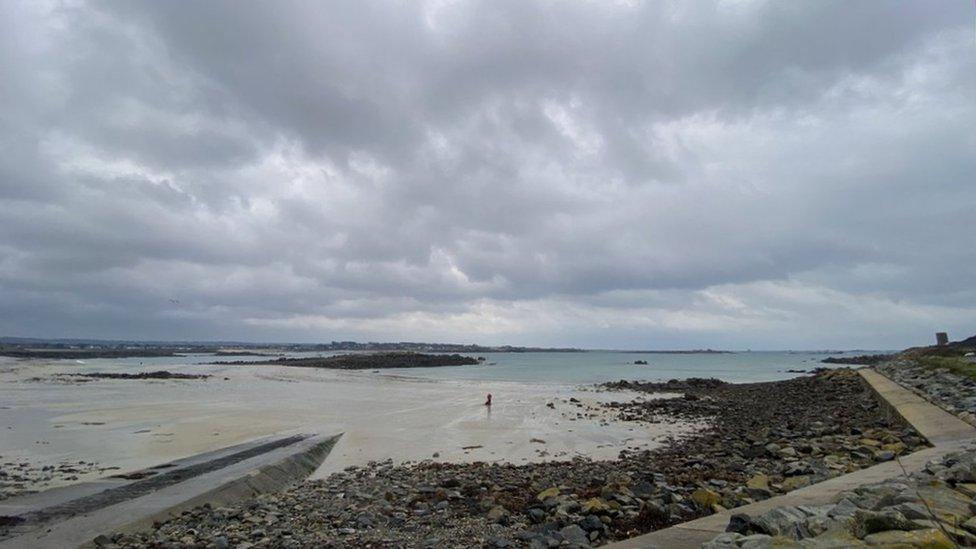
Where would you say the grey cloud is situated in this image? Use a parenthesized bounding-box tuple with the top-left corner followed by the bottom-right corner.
(0, 0, 974, 348)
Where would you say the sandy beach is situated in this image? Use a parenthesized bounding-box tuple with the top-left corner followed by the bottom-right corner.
(0, 357, 694, 497)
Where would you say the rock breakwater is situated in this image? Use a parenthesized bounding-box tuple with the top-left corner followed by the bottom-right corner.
(876, 359, 976, 426)
(704, 445, 976, 548)
(214, 352, 479, 370)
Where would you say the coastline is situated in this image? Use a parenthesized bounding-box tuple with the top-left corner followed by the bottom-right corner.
(2, 350, 945, 548)
(0, 357, 689, 502)
(100, 368, 922, 548)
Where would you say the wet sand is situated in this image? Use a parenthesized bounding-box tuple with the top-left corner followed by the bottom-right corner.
(0, 357, 696, 496)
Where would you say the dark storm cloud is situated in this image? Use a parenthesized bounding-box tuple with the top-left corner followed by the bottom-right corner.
(1, 0, 974, 348)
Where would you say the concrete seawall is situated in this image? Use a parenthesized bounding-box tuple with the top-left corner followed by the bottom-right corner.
(0, 432, 341, 549)
(107, 432, 341, 539)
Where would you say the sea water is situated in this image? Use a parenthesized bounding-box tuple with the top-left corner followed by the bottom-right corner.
(51, 350, 881, 384)
(0, 350, 884, 487)
(374, 351, 881, 384)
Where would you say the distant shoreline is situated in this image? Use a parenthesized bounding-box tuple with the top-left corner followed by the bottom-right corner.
(0, 348, 183, 359)
(1, 339, 744, 358)
(5, 337, 899, 359)
(0, 346, 743, 360)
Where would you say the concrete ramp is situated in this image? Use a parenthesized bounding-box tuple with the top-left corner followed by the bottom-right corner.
(0, 432, 341, 548)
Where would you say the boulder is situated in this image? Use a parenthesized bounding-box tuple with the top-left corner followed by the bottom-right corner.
(781, 476, 812, 492)
(913, 484, 973, 523)
(750, 507, 810, 538)
(747, 474, 771, 491)
(861, 528, 954, 547)
(912, 520, 976, 544)
(581, 498, 611, 514)
(692, 488, 721, 509)
(955, 483, 976, 499)
(884, 502, 931, 521)
(703, 533, 743, 549)
(738, 534, 776, 548)
(558, 524, 589, 545)
(828, 498, 861, 519)
(631, 480, 655, 498)
(726, 513, 751, 534)
(947, 462, 976, 483)
(487, 505, 510, 524)
(873, 450, 895, 462)
(579, 514, 604, 532)
(779, 447, 798, 459)
(526, 507, 546, 523)
(849, 509, 924, 539)
(801, 530, 866, 548)
(536, 487, 560, 502)
(882, 442, 907, 455)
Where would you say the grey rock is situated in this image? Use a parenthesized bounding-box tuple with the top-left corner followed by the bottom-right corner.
(849, 509, 923, 539)
(632, 481, 655, 498)
(750, 506, 811, 538)
(739, 534, 774, 548)
(487, 505, 510, 525)
(579, 514, 604, 532)
(884, 502, 931, 521)
(726, 513, 751, 534)
(703, 533, 742, 549)
(827, 498, 860, 519)
(527, 507, 546, 523)
(558, 524, 589, 545)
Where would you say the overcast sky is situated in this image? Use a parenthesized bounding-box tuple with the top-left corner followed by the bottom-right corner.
(1, 1, 974, 349)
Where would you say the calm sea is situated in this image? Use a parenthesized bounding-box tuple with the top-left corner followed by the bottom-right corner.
(64, 350, 883, 385)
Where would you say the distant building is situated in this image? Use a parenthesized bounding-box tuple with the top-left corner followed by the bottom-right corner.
(936, 332, 949, 346)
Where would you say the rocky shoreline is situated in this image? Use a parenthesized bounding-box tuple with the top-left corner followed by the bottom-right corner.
(66, 370, 212, 381)
(25, 370, 214, 384)
(212, 352, 480, 370)
(700, 354, 976, 548)
(820, 354, 892, 366)
(876, 358, 976, 426)
(104, 369, 924, 548)
(0, 347, 182, 359)
(703, 445, 976, 548)
(1, 458, 112, 501)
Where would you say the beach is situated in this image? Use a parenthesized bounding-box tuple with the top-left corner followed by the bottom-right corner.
(102, 368, 924, 548)
(2, 351, 936, 547)
(1, 353, 926, 546)
(0, 355, 696, 499)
